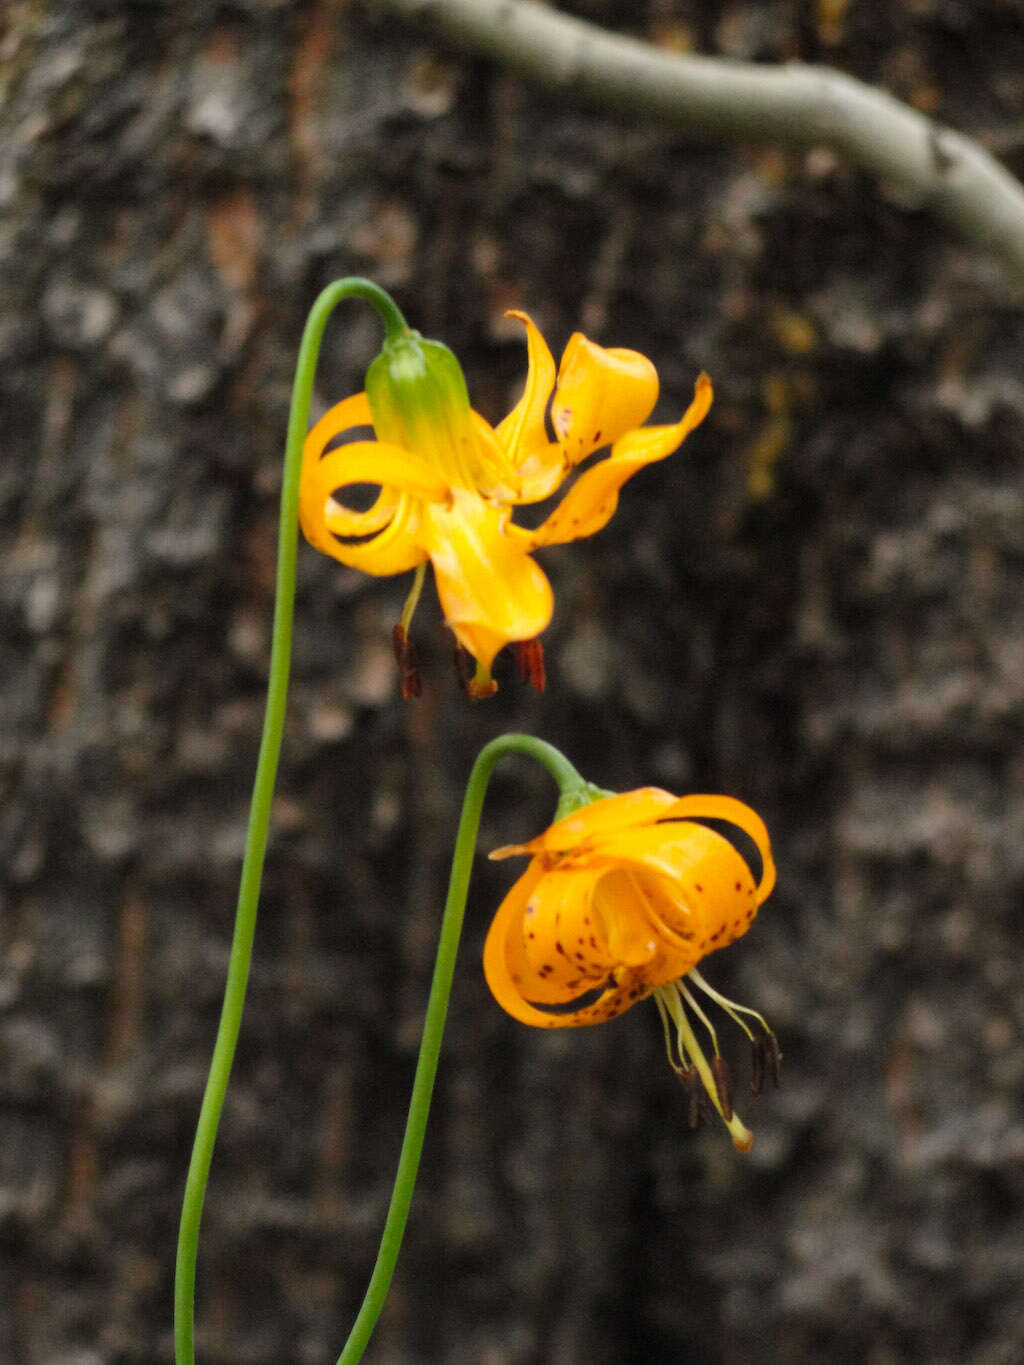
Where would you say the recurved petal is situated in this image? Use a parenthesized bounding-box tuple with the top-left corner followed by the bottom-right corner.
(324, 486, 400, 539)
(423, 487, 554, 671)
(529, 371, 712, 548)
(484, 861, 574, 1023)
(299, 439, 447, 575)
(551, 333, 659, 465)
(301, 393, 385, 537)
(495, 311, 557, 462)
(304, 392, 374, 456)
(483, 861, 641, 1029)
(514, 864, 614, 1001)
(584, 820, 749, 887)
(489, 787, 678, 861)
(660, 793, 776, 901)
(585, 820, 761, 958)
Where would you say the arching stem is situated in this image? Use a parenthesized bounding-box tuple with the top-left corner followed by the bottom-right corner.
(174, 278, 410, 1365)
(335, 733, 585, 1365)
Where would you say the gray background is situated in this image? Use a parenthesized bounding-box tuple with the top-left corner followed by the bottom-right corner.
(1, 1, 1023, 1361)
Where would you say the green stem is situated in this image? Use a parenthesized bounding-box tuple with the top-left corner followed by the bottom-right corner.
(335, 733, 584, 1365)
(174, 278, 409, 1365)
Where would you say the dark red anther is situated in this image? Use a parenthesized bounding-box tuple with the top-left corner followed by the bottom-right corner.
(392, 624, 422, 700)
(750, 1038, 766, 1096)
(515, 638, 546, 693)
(680, 1065, 702, 1130)
(712, 1056, 734, 1121)
(765, 1033, 782, 1088)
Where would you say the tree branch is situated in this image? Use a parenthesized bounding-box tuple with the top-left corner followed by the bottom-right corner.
(378, 0, 1024, 281)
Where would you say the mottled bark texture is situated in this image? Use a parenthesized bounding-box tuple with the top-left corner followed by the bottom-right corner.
(2, 2, 1023, 1363)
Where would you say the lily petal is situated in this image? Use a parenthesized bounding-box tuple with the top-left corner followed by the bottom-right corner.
(515, 864, 614, 1000)
(660, 793, 776, 902)
(551, 333, 659, 466)
(529, 372, 713, 549)
(490, 787, 677, 860)
(496, 311, 557, 461)
(300, 439, 449, 576)
(301, 392, 397, 538)
(490, 312, 569, 504)
(423, 487, 554, 671)
(305, 392, 374, 453)
(586, 821, 761, 955)
(483, 861, 642, 1029)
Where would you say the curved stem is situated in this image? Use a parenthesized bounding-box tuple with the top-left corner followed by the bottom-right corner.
(335, 733, 583, 1365)
(174, 278, 409, 1365)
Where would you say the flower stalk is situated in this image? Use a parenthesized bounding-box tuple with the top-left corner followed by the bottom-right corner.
(174, 278, 410, 1365)
(334, 733, 586, 1364)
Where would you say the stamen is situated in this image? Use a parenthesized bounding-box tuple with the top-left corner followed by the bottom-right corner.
(391, 625, 422, 699)
(687, 967, 772, 1042)
(680, 1065, 702, 1130)
(678, 980, 720, 1057)
(515, 638, 546, 693)
(712, 1057, 734, 1122)
(399, 561, 427, 635)
(750, 1037, 766, 1096)
(765, 1033, 782, 1088)
(653, 990, 680, 1074)
(658, 984, 753, 1151)
(391, 563, 427, 700)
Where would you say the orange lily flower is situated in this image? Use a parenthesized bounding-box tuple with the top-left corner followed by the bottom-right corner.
(299, 312, 712, 697)
(483, 788, 778, 1150)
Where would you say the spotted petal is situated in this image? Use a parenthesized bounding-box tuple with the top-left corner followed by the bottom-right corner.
(484, 860, 643, 1029)
(529, 372, 712, 549)
(551, 332, 659, 466)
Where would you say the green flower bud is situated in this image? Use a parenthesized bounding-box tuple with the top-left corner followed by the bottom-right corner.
(366, 330, 477, 488)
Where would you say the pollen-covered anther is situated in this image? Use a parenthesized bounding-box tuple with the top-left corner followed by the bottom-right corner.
(392, 623, 422, 700)
(515, 638, 546, 693)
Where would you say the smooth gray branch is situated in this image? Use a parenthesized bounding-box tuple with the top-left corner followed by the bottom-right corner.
(379, 0, 1024, 281)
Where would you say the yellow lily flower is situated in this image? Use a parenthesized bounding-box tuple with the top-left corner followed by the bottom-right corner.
(483, 787, 778, 1150)
(299, 311, 712, 697)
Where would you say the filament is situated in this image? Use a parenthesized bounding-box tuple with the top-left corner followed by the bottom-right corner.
(687, 967, 772, 1040)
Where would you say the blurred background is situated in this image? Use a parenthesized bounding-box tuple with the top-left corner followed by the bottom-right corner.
(2, 1, 1024, 1361)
